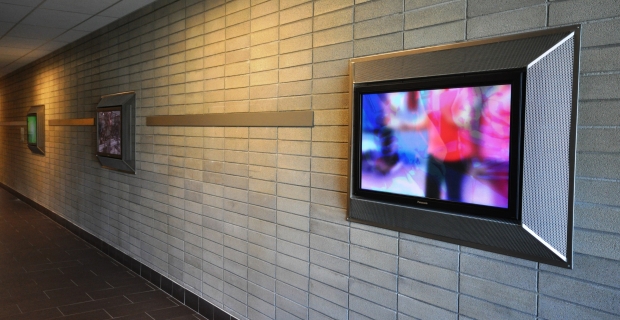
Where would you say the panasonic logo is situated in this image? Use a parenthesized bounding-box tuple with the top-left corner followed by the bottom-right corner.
(417, 201, 428, 205)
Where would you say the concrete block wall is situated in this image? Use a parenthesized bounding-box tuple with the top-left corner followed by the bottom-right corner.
(0, 0, 619, 319)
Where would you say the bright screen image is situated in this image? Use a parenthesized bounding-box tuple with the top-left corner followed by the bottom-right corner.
(360, 85, 512, 208)
(98, 109, 122, 156)
(27, 114, 37, 145)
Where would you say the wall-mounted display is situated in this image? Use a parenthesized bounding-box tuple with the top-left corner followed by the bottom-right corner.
(355, 71, 522, 221)
(26, 105, 45, 155)
(27, 113, 37, 146)
(97, 106, 122, 158)
(95, 92, 135, 174)
(348, 26, 579, 268)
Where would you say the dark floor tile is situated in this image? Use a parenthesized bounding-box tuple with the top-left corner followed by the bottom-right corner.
(125, 290, 170, 303)
(0, 304, 20, 318)
(50, 309, 111, 320)
(0, 268, 61, 284)
(87, 283, 155, 300)
(34, 275, 80, 291)
(65, 248, 101, 259)
(0, 291, 11, 301)
(213, 307, 231, 320)
(0, 187, 205, 320)
(35, 248, 73, 263)
(198, 299, 214, 319)
(5, 282, 41, 298)
(161, 277, 173, 295)
(99, 272, 140, 287)
(172, 283, 184, 303)
(113, 313, 154, 320)
(72, 279, 114, 292)
(185, 291, 199, 312)
(58, 266, 100, 278)
(88, 263, 132, 277)
(17, 292, 92, 313)
(78, 255, 111, 266)
(147, 305, 199, 320)
(58, 296, 131, 315)
(105, 297, 177, 318)
(25, 260, 81, 272)
(45, 285, 92, 300)
(169, 313, 210, 320)
(54, 239, 91, 251)
(0, 267, 26, 283)
(8, 269, 63, 283)
(0, 307, 62, 320)
(0, 290, 48, 307)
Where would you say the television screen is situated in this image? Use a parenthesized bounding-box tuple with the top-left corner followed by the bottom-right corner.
(358, 83, 515, 210)
(27, 113, 37, 146)
(97, 106, 122, 158)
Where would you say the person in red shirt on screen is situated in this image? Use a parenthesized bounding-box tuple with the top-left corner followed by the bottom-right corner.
(387, 87, 480, 202)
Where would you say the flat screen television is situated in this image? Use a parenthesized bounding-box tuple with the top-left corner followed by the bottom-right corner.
(97, 106, 122, 159)
(27, 113, 37, 146)
(352, 70, 524, 221)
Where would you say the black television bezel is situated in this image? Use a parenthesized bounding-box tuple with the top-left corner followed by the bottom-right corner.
(351, 70, 526, 222)
(96, 105, 123, 159)
(26, 112, 37, 147)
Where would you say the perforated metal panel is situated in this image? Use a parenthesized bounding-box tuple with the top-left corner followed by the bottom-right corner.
(521, 37, 575, 258)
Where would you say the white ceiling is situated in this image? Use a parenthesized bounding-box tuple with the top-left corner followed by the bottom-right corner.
(0, 0, 157, 78)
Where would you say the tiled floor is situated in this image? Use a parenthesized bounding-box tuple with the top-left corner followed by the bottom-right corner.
(0, 188, 207, 320)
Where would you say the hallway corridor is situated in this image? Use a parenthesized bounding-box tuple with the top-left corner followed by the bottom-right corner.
(0, 187, 206, 320)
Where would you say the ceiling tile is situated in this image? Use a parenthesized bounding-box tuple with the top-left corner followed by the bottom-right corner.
(0, 36, 46, 49)
(0, 55, 16, 64)
(0, 46, 32, 58)
(0, 21, 13, 36)
(7, 24, 66, 40)
(0, 0, 156, 79)
(0, 0, 44, 7)
(54, 29, 90, 43)
(22, 49, 48, 60)
(99, 0, 156, 18)
(41, 0, 120, 15)
(37, 41, 66, 53)
(74, 15, 117, 32)
(21, 8, 90, 29)
(0, 3, 33, 23)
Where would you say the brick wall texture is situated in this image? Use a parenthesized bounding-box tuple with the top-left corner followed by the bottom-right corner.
(1, 0, 619, 319)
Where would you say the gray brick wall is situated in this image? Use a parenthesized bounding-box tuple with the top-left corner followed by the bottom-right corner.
(1, 0, 620, 319)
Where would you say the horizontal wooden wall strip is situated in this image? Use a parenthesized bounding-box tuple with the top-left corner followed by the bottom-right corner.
(0, 121, 26, 126)
(146, 110, 314, 127)
(49, 118, 95, 126)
